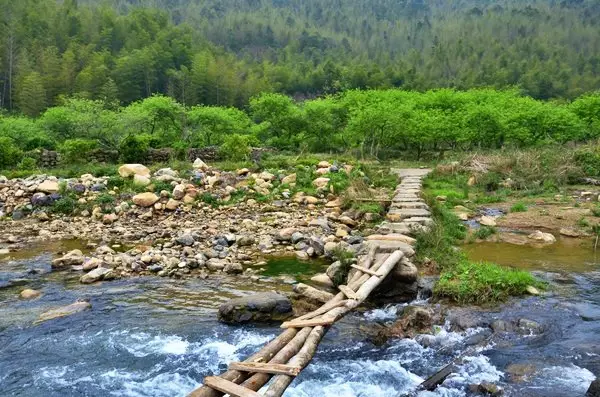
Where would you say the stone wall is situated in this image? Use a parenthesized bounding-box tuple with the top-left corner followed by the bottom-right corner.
(147, 148, 174, 163)
(89, 149, 119, 164)
(187, 147, 220, 162)
(25, 149, 60, 168)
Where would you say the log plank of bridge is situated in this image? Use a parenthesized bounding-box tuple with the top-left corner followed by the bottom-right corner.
(189, 170, 430, 397)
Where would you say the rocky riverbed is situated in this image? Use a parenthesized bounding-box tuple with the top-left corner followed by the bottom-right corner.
(1, 160, 388, 291)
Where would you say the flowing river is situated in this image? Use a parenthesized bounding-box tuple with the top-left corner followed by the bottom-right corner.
(0, 240, 598, 397)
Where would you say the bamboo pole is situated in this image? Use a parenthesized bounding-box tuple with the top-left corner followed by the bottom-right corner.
(188, 329, 299, 397)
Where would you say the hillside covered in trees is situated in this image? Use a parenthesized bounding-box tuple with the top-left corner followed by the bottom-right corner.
(2, 0, 600, 117)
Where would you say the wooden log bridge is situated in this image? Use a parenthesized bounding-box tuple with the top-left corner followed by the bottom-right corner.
(188, 169, 432, 397)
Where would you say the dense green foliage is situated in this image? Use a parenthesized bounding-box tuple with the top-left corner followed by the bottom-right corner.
(2, 0, 600, 117)
(2, 88, 600, 169)
(434, 260, 539, 304)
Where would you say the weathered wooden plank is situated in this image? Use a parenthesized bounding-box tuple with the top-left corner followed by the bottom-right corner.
(338, 285, 360, 300)
(350, 264, 381, 277)
(229, 362, 301, 376)
(280, 317, 335, 328)
(203, 377, 262, 397)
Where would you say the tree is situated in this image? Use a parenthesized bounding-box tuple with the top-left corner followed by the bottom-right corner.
(17, 72, 47, 117)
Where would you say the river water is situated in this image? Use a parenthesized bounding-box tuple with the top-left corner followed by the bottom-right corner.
(0, 242, 598, 396)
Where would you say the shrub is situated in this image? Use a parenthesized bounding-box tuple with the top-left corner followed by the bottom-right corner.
(0, 137, 23, 168)
(119, 134, 151, 163)
(474, 226, 496, 240)
(219, 134, 258, 161)
(59, 139, 98, 164)
(17, 157, 38, 170)
(434, 261, 541, 304)
(51, 196, 78, 215)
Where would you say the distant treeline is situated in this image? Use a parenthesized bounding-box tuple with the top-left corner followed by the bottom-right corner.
(1, 88, 599, 168)
(2, 0, 600, 117)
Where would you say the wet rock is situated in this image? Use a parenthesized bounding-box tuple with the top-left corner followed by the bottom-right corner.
(20, 289, 41, 299)
(468, 381, 503, 396)
(118, 164, 150, 178)
(80, 267, 111, 284)
(149, 264, 163, 273)
(295, 250, 310, 260)
(36, 301, 91, 323)
(206, 258, 227, 271)
(381, 305, 435, 339)
(52, 249, 84, 269)
(12, 210, 25, 220)
(293, 283, 334, 303)
(218, 292, 293, 324)
(447, 309, 490, 331)
(491, 319, 514, 333)
(528, 230, 556, 244)
(417, 276, 438, 300)
(587, 379, 600, 397)
(517, 318, 543, 334)
(132, 192, 159, 207)
(526, 285, 540, 295)
(505, 363, 537, 378)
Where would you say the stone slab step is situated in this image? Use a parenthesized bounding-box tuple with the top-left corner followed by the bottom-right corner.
(390, 202, 429, 209)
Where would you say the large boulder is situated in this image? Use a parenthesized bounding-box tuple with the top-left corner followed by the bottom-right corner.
(132, 192, 159, 207)
(51, 249, 85, 269)
(293, 283, 334, 303)
(118, 164, 150, 178)
(218, 292, 293, 324)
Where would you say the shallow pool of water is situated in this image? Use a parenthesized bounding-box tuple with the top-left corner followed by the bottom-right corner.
(463, 238, 600, 272)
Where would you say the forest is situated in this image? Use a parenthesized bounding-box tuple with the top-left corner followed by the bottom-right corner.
(1, 0, 600, 168)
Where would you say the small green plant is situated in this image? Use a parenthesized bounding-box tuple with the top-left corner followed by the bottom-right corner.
(474, 226, 497, 240)
(330, 247, 355, 287)
(200, 192, 220, 207)
(592, 207, 600, 217)
(327, 172, 350, 194)
(434, 260, 542, 304)
(510, 202, 528, 213)
(578, 217, 590, 228)
(152, 180, 173, 194)
(51, 196, 78, 215)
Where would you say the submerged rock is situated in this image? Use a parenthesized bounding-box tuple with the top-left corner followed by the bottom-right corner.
(218, 292, 292, 324)
(36, 301, 91, 324)
(80, 267, 112, 284)
(528, 230, 556, 244)
(20, 289, 41, 299)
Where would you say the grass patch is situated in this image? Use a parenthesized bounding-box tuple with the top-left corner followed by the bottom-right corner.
(474, 226, 497, 240)
(510, 202, 528, 213)
(434, 261, 542, 304)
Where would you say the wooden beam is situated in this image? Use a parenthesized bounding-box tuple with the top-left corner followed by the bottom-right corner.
(281, 317, 335, 329)
(350, 264, 381, 277)
(229, 362, 301, 377)
(202, 377, 262, 397)
(338, 285, 360, 300)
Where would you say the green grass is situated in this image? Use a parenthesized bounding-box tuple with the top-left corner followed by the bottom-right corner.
(474, 226, 497, 240)
(434, 260, 542, 304)
(510, 202, 528, 213)
(592, 206, 600, 217)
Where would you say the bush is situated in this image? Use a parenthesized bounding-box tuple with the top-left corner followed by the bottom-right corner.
(51, 196, 78, 215)
(59, 138, 98, 164)
(17, 157, 38, 170)
(219, 134, 258, 161)
(474, 226, 497, 240)
(119, 134, 151, 163)
(0, 137, 23, 168)
(434, 261, 541, 304)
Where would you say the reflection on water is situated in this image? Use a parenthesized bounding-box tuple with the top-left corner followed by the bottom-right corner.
(463, 237, 600, 272)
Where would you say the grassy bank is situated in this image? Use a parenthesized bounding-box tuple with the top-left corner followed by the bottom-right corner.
(417, 176, 542, 305)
